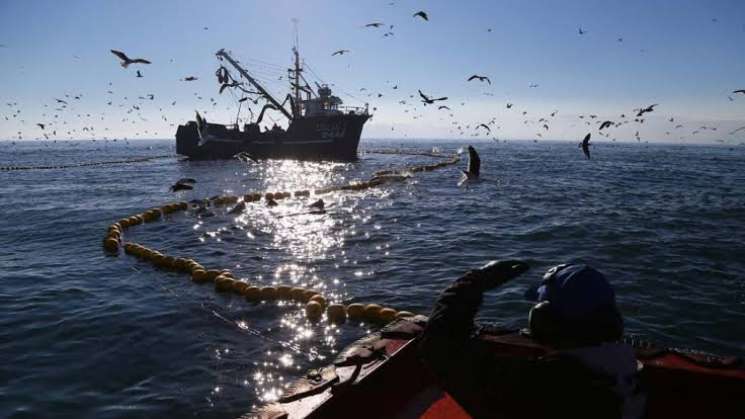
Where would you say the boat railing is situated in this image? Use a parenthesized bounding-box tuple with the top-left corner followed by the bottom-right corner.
(338, 105, 369, 115)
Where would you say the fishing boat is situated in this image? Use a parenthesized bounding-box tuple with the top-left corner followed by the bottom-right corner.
(251, 317, 745, 419)
(176, 35, 370, 161)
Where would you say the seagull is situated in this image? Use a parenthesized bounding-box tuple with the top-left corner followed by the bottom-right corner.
(234, 151, 258, 162)
(578, 27, 586, 35)
(37, 123, 45, 130)
(467, 75, 491, 84)
(136, 70, 143, 78)
(635, 104, 658, 117)
(477, 123, 491, 133)
(733, 90, 745, 95)
(580, 133, 591, 159)
(529, 83, 539, 88)
(365, 22, 384, 28)
(183, 76, 198, 81)
(438, 105, 451, 110)
(332, 49, 350, 56)
(110, 49, 151, 68)
(599, 120, 613, 130)
(418, 89, 447, 105)
(413, 11, 429, 21)
(55, 98, 68, 105)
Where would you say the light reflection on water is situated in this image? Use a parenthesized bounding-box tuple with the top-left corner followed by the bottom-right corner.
(197, 158, 383, 404)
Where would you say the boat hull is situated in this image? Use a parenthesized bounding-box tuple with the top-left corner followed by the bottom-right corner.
(175, 113, 369, 161)
(252, 318, 745, 419)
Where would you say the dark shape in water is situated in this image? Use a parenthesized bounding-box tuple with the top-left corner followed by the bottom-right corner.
(176, 44, 370, 161)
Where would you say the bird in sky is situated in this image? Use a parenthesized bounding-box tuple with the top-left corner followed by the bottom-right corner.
(438, 105, 451, 110)
(183, 76, 198, 81)
(110, 49, 151, 68)
(733, 89, 745, 95)
(477, 123, 491, 133)
(331, 49, 350, 56)
(578, 27, 586, 35)
(467, 75, 491, 84)
(36, 123, 45, 130)
(365, 22, 384, 28)
(635, 104, 658, 117)
(599, 120, 613, 130)
(506, 103, 513, 109)
(413, 11, 429, 21)
(136, 70, 143, 78)
(418, 89, 447, 105)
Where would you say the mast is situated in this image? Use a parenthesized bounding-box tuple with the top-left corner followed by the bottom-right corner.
(291, 18, 302, 118)
(215, 49, 293, 121)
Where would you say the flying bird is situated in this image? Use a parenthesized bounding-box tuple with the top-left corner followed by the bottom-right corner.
(413, 11, 429, 21)
(110, 49, 151, 68)
(477, 123, 491, 133)
(183, 76, 198, 81)
(506, 103, 513, 109)
(599, 120, 613, 130)
(578, 27, 586, 35)
(136, 70, 143, 78)
(733, 90, 745, 95)
(437, 105, 451, 110)
(331, 49, 350, 56)
(580, 133, 591, 159)
(635, 104, 658, 117)
(467, 75, 491, 84)
(36, 123, 45, 130)
(418, 89, 447, 105)
(365, 22, 384, 28)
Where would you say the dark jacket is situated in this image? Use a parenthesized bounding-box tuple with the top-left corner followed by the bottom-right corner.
(419, 270, 646, 419)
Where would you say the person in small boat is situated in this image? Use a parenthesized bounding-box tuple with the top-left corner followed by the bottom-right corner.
(419, 261, 646, 419)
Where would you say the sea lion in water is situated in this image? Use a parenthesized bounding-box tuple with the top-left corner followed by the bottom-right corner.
(580, 133, 591, 159)
(459, 145, 480, 185)
(308, 199, 326, 214)
(228, 201, 246, 214)
(170, 182, 193, 192)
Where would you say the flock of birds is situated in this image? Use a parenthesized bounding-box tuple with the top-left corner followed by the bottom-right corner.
(1, 6, 744, 155)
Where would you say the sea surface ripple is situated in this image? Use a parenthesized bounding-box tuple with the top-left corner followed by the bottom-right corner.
(1, 139, 744, 418)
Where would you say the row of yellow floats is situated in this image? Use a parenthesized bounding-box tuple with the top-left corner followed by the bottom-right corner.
(103, 153, 460, 324)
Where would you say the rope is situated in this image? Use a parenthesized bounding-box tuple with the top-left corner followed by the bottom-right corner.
(0, 155, 176, 171)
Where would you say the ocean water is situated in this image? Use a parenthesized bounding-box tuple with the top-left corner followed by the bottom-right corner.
(1, 139, 744, 418)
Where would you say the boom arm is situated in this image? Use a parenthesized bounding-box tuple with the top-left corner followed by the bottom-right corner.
(216, 49, 294, 120)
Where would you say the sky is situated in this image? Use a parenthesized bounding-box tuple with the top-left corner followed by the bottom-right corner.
(0, 0, 744, 143)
